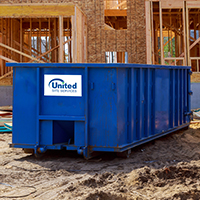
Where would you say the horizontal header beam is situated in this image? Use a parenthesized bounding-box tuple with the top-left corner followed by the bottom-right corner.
(105, 9, 127, 17)
(0, 4, 75, 18)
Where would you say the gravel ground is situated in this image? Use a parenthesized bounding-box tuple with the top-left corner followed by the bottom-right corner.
(0, 123, 200, 199)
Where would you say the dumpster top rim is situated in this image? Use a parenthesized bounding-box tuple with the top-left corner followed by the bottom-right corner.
(6, 63, 191, 70)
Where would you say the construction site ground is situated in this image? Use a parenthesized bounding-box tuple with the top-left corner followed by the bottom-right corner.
(1, 123, 200, 199)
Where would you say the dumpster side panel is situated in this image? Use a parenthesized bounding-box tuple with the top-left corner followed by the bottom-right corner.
(13, 68, 37, 144)
(88, 68, 118, 147)
(128, 67, 190, 147)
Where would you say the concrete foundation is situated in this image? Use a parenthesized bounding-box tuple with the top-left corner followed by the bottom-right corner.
(191, 83, 200, 109)
(0, 86, 12, 106)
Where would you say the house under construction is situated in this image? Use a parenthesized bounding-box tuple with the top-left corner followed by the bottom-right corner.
(0, 0, 200, 107)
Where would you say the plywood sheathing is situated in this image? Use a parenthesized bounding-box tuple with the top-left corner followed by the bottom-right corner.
(0, 0, 146, 64)
(127, 0, 146, 64)
(105, 30, 127, 52)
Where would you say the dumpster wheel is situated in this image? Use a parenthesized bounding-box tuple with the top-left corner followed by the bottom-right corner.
(34, 147, 46, 158)
(34, 152, 44, 158)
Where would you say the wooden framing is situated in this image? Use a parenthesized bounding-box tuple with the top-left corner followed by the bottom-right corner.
(159, 1, 164, 65)
(145, 1, 151, 64)
(72, 7, 87, 63)
(59, 16, 64, 63)
(0, 4, 75, 18)
(0, 4, 88, 85)
(146, 0, 198, 68)
(104, 10, 127, 16)
(183, 1, 187, 65)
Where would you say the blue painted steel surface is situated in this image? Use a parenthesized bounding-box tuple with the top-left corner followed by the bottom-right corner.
(6, 63, 191, 158)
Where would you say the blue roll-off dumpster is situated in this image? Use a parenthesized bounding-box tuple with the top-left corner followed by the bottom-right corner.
(6, 63, 192, 158)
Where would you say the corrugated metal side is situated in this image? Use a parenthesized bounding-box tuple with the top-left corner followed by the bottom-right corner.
(7, 63, 191, 158)
(126, 68, 190, 145)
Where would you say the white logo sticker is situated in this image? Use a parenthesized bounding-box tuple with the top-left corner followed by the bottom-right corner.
(44, 75, 82, 97)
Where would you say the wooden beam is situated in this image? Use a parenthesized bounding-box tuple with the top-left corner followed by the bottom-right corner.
(186, 3, 190, 65)
(48, 18, 50, 62)
(1, 18, 4, 76)
(158, 36, 175, 52)
(104, 23, 115, 30)
(13, 40, 46, 62)
(183, 1, 187, 66)
(146, 1, 151, 64)
(161, 0, 183, 9)
(20, 18, 22, 62)
(159, 1, 164, 65)
(0, 55, 17, 63)
(151, 1, 155, 64)
(0, 70, 13, 81)
(72, 14, 76, 63)
(0, 42, 44, 63)
(0, 4, 75, 18)
(179, 37, 200, 58)
(39, 18, 41, 58)
(54, 18, 57, 62)
(187, 2, 200, 9)
(59, 16, 64, 63)
(30, 38, 72, 62)
(30, 18, 32, 56)
(104, 9, 127, 17)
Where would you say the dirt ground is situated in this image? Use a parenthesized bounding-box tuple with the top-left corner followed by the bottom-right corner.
(1, 124, 200, 199)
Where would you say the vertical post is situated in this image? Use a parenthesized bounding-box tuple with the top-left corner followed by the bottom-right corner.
(159, 1, 164, 65)
(52, 18, 57, 62)
(155, 22, 158, 64)
(183, 1, 187, 66)
(11, 19, 13, 71)
(186, 2, 190, 66)
(48, 18, 51, 62)
(30, 18, 32, 56)
(170, 13, 173, 57)
(145, 1, 151, 64)
(20, 18, 23, 62)
(39, 19, 41, 57)
(72, 7, 77, 63)
(151, 1, 154, 64)
(69, 18, 72, 63)
(11, 19, 13, 61)
(59, 15, 64, 63)
(7, 19, 10, 73)
(1, 18, 4, 76)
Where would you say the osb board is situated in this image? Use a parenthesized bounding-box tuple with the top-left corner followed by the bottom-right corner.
(105, 30, 127, 52)
(191, 73, 200, 83)
(0, 78, 12, 86)
(0, 4, 75, 18)
(127, 0, 146, 64)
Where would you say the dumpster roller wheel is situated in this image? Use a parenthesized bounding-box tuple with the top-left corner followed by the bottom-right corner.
(34, 146, 46, 158)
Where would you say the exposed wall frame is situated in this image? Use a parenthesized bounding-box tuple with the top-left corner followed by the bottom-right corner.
(0, 4, 87, 85)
